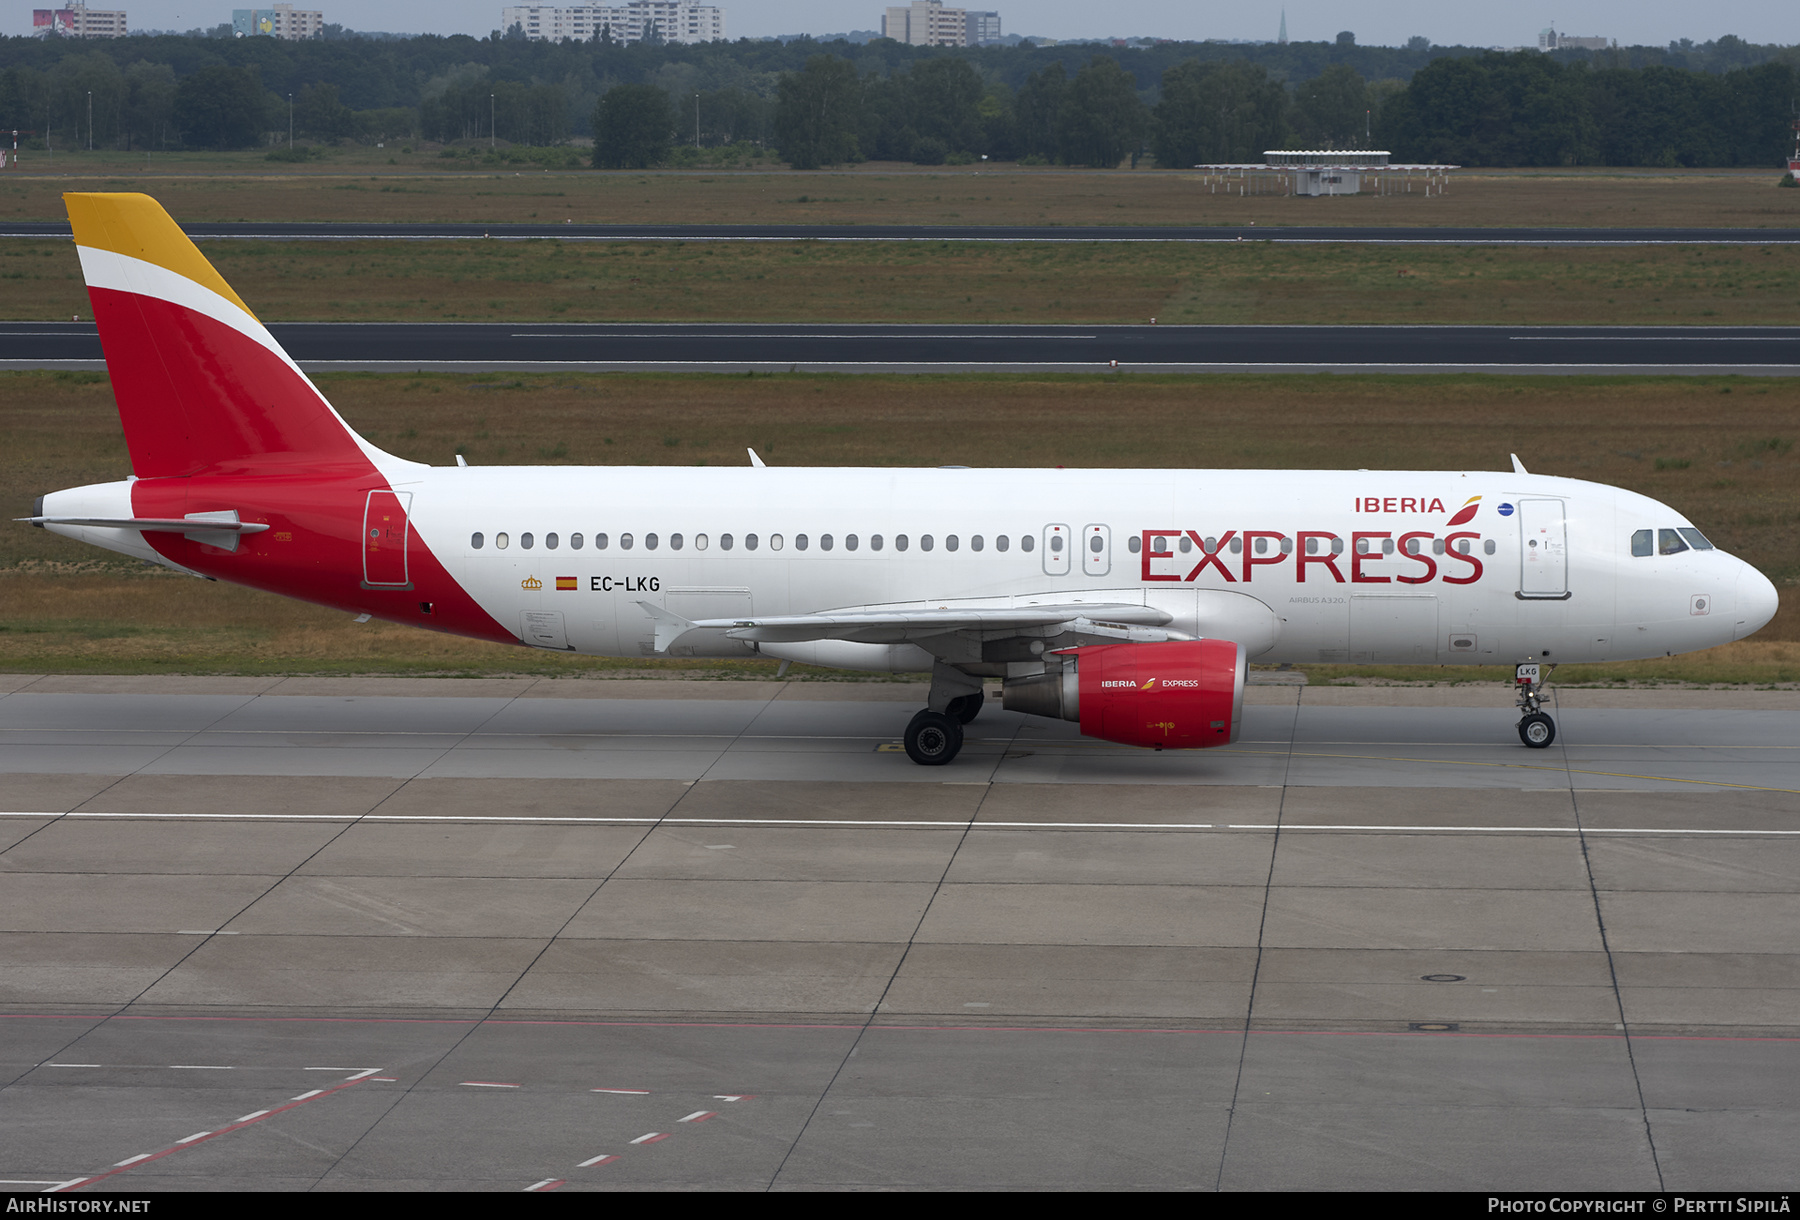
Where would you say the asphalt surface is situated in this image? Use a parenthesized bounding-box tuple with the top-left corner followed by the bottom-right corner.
(1, 674, 1796, 1191)
(9, 320, 1800, 375)
(7, 221, 1800, 244)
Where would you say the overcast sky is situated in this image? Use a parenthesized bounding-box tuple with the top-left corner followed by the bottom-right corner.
(9, 1, 1794, 49)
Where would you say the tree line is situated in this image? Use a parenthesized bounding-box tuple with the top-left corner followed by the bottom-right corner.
(0, 30, 1795, 167)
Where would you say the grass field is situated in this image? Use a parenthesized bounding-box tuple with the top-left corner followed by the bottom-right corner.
(10, 237, 1800, 327)
(4, 369, 1796, 681)
(3, 154, 1798, 229)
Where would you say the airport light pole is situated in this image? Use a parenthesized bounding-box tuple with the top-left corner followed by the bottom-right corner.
(490, 94, 495, 149)
(86, 92, 91, 151)
(695, 93, 699, 148)
(288, 94, 293, 150)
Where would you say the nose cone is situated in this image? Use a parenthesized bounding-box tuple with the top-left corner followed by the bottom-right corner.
(1735, 563, 1780, 640)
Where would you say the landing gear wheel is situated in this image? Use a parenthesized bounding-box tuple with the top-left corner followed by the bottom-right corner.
(904, 709, 964, 766)
(945, 691, 985, 724)
(1518, 712, 1556, 749)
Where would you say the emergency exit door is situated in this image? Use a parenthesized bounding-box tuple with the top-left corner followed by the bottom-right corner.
(1518, 498, 1568, 598)
(362, 490, 413, 589)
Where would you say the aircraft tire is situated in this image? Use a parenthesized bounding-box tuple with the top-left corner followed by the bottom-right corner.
(1518, 712, 1556, 749)
(946, 691, 985, 724)
(905, 709, 964, 766)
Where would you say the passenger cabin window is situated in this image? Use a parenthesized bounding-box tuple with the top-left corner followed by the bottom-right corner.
(795, 534, 808, 551)
(621, 533, 634, 550)
(871, 535, 884, 551)
(1021, 535, 1035, 553)
(770, 534, 783, 551)
(671, 533, 684, 551)
(645, 533, 659, 551)
(921, 535, 935, 552)
(546, 533, 558, 550)
(471, 532, 484, 550)
(896, 535, 909, 551)
(1483, 540, 1496, 555)
(745, 533, 759, 551)
(1230, 537, 1243, 554)
(496, 532, 510, 550)
(1128, 536, 1142, 554)
(1178, 535, 1192, 554)
(821, 534, 834, 551)
(1658, 528, 1689, 556)
(595, 533, 609, 550)
(720, 534, 733, 551)
(1279, 537, 1292, 554)
(521, 532, 534, 550)
(996, 535, 1009, 552)
(971, 535, 983, 552)
(846, 534, 859, 551)
(571, 533, 584, 550)
(695, 534, 709, 550)
(1678, 528, 1714, 551)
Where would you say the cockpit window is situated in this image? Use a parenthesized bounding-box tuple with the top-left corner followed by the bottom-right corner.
(1631, 529, 1653, 557)
(1658, 528, 1689, 556)
(1677, 528, 1714, 552)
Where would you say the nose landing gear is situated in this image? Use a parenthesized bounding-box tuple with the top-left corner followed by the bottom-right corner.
(1514, 662, 1557, 749)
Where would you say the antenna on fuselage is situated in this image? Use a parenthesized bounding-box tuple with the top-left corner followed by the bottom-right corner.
(748, 448, 767, 468)
(1511, 453, 1529, 474)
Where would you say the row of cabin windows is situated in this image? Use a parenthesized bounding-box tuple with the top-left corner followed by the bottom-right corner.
(1631, 528, 1714, 558)
(468, 531, 1040, 554)
(1128, 534, 1497, 557)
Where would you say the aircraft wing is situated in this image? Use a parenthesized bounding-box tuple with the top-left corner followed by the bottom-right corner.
(637, 599, 1176, 654)
(707, 603, 1172, 643)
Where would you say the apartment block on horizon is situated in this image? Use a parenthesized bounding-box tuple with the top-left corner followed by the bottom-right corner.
(232, 4, 324, 38)
(500, 1, 725, 44)
(882, 0, 997, 47)
(33, 2, 128, 37)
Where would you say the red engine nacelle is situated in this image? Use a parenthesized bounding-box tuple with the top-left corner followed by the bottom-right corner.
(1001, 639, 1247, 749)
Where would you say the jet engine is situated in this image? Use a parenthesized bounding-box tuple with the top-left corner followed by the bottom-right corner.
(1000, 639, 1247, 749)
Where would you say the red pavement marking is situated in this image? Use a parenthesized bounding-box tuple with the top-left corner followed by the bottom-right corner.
(678, 1111, 717, 1123)
(525, 1179, 564, 1192)
(577, 1154, 619, 1168)
(55, 1072, 377, 1192)
(629, 1133, 669, 1145)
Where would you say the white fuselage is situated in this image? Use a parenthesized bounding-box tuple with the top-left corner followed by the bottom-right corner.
(374, 464, 1772, 669)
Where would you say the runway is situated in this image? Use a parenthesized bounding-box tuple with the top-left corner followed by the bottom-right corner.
(1, 674, 1796, 1191)
(8, 321, 1800, 376)
(7, 221, 1800, 245)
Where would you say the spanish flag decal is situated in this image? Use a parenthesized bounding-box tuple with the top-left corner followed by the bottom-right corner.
(1446, 496, 1482, 527)
(555, 577, 578, 591)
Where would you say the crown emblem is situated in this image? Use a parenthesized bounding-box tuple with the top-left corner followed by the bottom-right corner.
(521, 575, 543, 590)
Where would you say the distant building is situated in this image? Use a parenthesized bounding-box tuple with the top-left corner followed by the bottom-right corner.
(232, 5, 322, 38)
(501, 1, 725, 43)
(881, 0, 970, 47)
(33, 2, 127, 36)
(1192, 151, 1459, 198)
(965, 9, 999, 44)
(1539, 28, 1610, 51)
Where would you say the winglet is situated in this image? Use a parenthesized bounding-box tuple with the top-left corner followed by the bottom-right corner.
(636, 601, 699, 654)
(1511, 453, 1528, 475)
(748, 448, 767, 468)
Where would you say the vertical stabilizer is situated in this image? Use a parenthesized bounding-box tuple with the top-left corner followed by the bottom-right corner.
(65, 192, 385, 479)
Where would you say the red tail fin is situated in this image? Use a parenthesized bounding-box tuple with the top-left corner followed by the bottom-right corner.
(66, 192, 378, 478)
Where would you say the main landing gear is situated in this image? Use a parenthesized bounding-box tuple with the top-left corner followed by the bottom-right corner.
(903, 669, 985, 766)
(1514, 661, 1556, 749)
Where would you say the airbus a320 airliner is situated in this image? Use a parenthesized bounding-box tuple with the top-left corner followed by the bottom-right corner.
(27, 194, 1781, 764)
